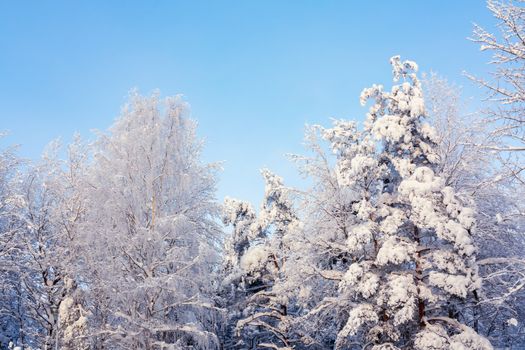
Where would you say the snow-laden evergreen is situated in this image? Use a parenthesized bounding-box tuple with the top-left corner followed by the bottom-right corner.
(330, 55, 490, 349)
(303, 57, 490, 349)
(221, 169, 300, 349)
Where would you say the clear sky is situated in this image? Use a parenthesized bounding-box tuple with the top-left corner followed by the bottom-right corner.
(0, 1, 495, 205)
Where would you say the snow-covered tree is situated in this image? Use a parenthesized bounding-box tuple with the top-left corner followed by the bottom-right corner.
(424, 72, 525, 346)
(81, 92, 223, 349)
(222, 169, 301, 349)
(422, 73, 490, 191)
(222, 197, 257, 278)
(0, 139, 26, 349)
(468, 0, 525, 185)
(279, 120, 380, 349)
(48, 137, 91, 350)
(220, 197, 258, 348)
(3, 138, 90, 350)
(13, 153, 67, 350)
(317, 56, 493, 349)
(461, 2, 525, 344)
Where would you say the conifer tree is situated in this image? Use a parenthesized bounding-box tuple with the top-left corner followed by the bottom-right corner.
(222, 170, 299, 349)
(329, 56, 492, 349)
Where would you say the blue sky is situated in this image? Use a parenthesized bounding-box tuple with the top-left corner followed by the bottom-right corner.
(0, 1, 495, 205)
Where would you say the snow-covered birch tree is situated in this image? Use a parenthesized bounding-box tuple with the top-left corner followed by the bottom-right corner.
(0, 139, 26, 349)
(424, 73, 525, 346)
(4, 138, 90, 350)
(468, 0, 525, 185)
(458, 1, 525, 342)
(81, 92, 223, 349)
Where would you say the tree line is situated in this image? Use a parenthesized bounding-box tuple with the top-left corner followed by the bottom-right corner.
(1, 1, 524, 349)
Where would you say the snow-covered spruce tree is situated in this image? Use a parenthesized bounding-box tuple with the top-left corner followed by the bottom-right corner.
(220, 197, 257, 348)
(222, 197, 257, 282)
(330, 56, 492, 349)
(82, 92, 223, 349)
(222, 169, 300, 349)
